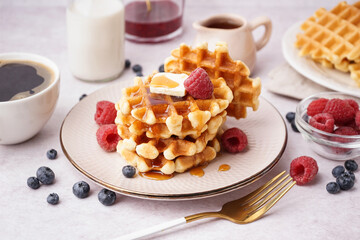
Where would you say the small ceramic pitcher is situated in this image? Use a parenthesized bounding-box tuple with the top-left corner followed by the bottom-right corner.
(193, 14, 272, 72)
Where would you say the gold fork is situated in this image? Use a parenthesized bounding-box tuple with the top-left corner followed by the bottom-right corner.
(116, 171, 296, 240)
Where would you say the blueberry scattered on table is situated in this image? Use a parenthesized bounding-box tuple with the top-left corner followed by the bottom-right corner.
(46, 149, 57, 160)
(73, 181, 90, 199)
(349, 171, 355, 181)
(79, 94, 87, 101)
(344, 160, 358, 172)
(36, 166, 55, 185)
(27, 177, 40, 189)
(125, 59, 131, 69)
(326, 182, 340, 194)
(98, 189, 116, 206)
(122, 165, 136, 178)
(286, 112, 295, 123)
(336, 172, 354, 190)
(332, 165, 345, 178)
(290, 120, 299, 133)
(158, 64, 165, 72)
(47, 193, 59, 205)
(132, 64, 142, 73)
(136, 72, 143, 77)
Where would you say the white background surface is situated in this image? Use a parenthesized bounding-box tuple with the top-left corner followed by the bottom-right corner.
(0, 0, 359, 239)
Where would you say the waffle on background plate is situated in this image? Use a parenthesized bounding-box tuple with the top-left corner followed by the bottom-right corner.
(295, 1, 360, 86)
(115, 43, 261, 176)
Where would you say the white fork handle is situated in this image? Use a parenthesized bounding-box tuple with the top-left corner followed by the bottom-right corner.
(113, 217, 187, 240)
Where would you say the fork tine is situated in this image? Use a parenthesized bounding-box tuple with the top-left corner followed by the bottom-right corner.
(245, 180, 296, 223)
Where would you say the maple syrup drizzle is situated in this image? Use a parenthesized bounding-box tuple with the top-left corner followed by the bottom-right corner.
(150, 75, 179, 88)
(218, 164, 231, 172)
(139, 171, 174, 180)
(189, 163, 208, 177)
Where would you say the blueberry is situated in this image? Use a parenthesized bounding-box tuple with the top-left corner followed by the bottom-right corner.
(36, 166, 55, 185)
(73, 181, 90, 199)
(47, 193, 59, 205)
(332, 165, 345, 178)
(27, 177, 40, 189)
(336, 172, 355, 190)
(46, 149, 57, 160)
(98, 189, 116, 206)
(290, 119, 299, 133)
(285, 112, 295, 123)
(122, 165, 136, 178)
(344, 160, 358, 172)
(79, 94, 87, 101)
(136, 72, 143, 77)
(132, 64, 142, 73)
(348, 171, 355, 181)
(326, 182, 340, 194)
(125, 59, 131, 69)
(158, 64, 165, 72)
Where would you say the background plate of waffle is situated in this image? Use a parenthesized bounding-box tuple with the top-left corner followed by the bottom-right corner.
(60, 80, 287, 200)
(282, 22, 360, 97)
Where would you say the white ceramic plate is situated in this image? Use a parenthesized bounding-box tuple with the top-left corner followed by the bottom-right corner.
(282, 22, 360, 97)
(60, 80, 287, 200)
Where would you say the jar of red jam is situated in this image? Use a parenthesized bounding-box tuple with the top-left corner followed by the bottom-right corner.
(124, 0, 185, 43)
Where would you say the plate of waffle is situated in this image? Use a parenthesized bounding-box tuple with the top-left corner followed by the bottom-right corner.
(61, 43, 287, 200)
(282, 1, 360, 97)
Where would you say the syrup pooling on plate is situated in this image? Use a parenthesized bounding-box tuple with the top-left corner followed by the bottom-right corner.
(139, 171, 174, 181)
(218, 164, 231, 171)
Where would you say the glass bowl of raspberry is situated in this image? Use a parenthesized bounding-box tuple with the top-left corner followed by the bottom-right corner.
(295, 92, 360, 161)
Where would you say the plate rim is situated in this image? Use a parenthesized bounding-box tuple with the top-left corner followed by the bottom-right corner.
(60, 83, 287, 201)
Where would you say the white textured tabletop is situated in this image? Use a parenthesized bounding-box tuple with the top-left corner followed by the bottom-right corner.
(0, 0, 359, 239)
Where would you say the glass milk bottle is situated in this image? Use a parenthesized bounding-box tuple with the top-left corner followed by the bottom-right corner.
(67, 0, 125, 82)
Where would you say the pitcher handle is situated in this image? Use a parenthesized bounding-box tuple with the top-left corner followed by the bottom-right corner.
(249, 16, 272, 51)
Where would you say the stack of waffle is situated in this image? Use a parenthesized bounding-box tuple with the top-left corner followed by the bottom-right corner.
(115, 43, 261, 175)
(295, 1, 360, 86)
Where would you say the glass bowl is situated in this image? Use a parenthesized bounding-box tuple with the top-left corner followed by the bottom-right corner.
(295, 92, 360, 161)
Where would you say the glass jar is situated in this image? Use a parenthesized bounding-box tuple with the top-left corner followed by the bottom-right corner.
(124, 0, 185, 43)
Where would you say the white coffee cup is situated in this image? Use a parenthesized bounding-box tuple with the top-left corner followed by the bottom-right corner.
(0, 53, 60, 145)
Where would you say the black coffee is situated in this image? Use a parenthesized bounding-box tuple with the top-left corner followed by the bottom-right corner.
(0, 60, 55, 102)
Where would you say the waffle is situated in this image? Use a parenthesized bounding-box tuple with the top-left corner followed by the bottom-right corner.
(115, 72, 233, 139)
(117, 111, 225, 160)
(164, 42, 261, 119)
(117, 138, 221, 174)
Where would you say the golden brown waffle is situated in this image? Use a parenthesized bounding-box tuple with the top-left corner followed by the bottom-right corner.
(164, 42, 261, 119)
(117, 111, 225, 160)
(117, 138, 220, 174)
(115, 73, 233, 139)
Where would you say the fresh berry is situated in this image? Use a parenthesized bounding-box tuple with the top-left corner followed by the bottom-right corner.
(47, 193, 59, 205)
(158, 64, 165, 72)
(307, 98, 329, 117)
(73, 181, 91, 199)
(125, 59, 131, 69)
(94, 101, 117, 125)
(79, 94, 87, 101)
(132, 64, 142, 73)
(122, 165, 136, 178)
(334, 126, 358, 136)
(309, 113, 334, 133)
(348, 171, 355, 181)
(344, 160, 358, 172)
(96, 124, 121, 152)
(184, 68, 214, 99)
(332, 165, 345, 178)
(345, 99, 359, 112)
(323, 98, 355, 125)
(291, 120, 299, 133)
(336, 172, 355, 190)
(326, 182, 340, 194)
(98, 189, 116, 206)
(27, 177, 40, 189)
(331, 127, 358, 153)
(285, 112, 295, 123)
(221, 128, 248, 153)
(36, 166, 55, 185)
(290, 156, 318, 185)
(356, 111, 360, 127)
(46, 149, 57, 160)
(136, 72, 143, 77)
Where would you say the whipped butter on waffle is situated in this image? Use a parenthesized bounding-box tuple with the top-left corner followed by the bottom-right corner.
(150, 72, 188, 97)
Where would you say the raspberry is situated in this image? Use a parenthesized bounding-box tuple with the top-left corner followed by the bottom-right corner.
(309, 113, 334, 133)
(331, 126, 358, 154)
(333, 126, 358, 136)
(290, 156, 318, 185)
(184, 68, 214, 99)
(307, 98, 329, 117)
(356, 111, 360, 128)
(221, 128, 248, 153)
(323, 99, 355, 125)
(94, 101, 117, 125)
(96, 124, 121, 152)
(345, 99, 359, 112)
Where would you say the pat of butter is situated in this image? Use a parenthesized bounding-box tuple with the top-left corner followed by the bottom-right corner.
(150, 72, 188, 97)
